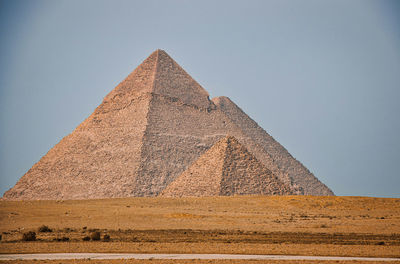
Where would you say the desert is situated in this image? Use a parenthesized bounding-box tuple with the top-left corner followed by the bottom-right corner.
(1, 195, 400, 263)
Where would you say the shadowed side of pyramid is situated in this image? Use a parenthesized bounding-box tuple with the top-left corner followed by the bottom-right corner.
(161, 136, 297, 197)
(153, 50, 212, 109)
(212, 96, 334, 196)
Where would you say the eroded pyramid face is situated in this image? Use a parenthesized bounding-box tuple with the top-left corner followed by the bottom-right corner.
(3, 50, 333, 200)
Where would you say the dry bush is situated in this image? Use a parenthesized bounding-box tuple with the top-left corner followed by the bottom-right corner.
(53, 236, 69, 242)
(90, 231, 101, 241)
(22, 231, 36, 241)
(82, 236, 90, 241)
(103, 234, 110, 241)
(38, 225, 52, 232)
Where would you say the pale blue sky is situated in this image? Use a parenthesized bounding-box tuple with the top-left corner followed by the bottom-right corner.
(1, 0, 399, 197)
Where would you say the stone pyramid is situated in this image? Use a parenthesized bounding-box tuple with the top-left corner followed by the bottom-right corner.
(161, 136, 297, 197)
(3, 49, 333, 200)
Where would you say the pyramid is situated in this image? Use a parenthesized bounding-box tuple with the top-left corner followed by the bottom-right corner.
(212, 96, 331, 195)
(161, 136, 298, 197)
(3, 49, 333, 200)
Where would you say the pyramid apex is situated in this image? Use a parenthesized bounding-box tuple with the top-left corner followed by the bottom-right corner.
(155, 48, 167, 54)
(150, 49, 171, 59)
(143, 49, 168, 62)
(151, 49, 211, 109)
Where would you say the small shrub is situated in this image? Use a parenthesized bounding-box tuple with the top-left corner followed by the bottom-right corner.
(82, 236, 90, 241)
(90, 231, 101, 241)
(22, 231, 36, 241)
(53, 236, 69, 242)
(38, 225, 52, 233)
(0, 234, 2, 241)
(376, 241, 385, 245)
(103, 234, 110, 242)
(63, 227, 73, 233)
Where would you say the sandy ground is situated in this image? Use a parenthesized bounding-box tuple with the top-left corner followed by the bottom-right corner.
(1, 195, 399, 258)
(1, 253, 400, 261)
(1, 259, 400, 264)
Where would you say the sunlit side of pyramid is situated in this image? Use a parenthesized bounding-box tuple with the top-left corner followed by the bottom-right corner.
(3, 49, 333, 200)
(161, 136, 297, 197)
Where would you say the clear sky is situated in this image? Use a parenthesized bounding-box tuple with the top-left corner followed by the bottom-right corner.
(1, 0, 399, 198)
